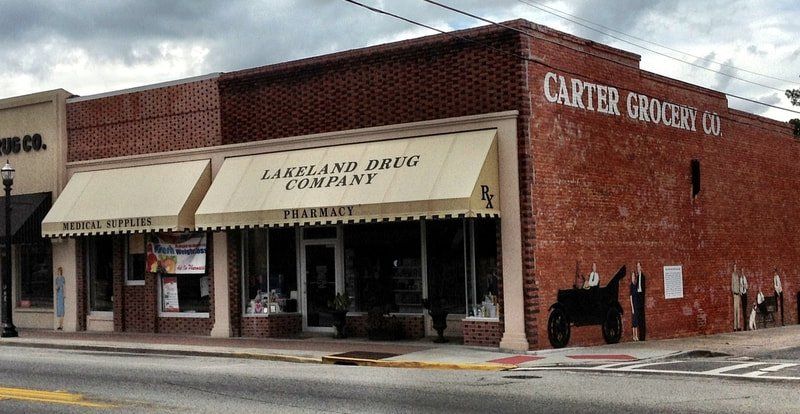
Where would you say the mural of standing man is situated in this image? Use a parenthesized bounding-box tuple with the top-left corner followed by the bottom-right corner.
(731, 264, 742, 331)
(635, 262, 646, 341)
(740, 269, 748, 330)
(773, 268, 784, 326)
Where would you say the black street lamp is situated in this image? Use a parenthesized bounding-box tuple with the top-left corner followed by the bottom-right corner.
(1, 160, 17, 338)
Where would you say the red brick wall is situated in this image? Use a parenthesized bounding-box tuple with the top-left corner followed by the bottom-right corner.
(75, 240, 86, 331)
(123, 283, 156, 333)
(218, 25, 524, 145)
(66, 78, 221, 161)
(241, 314, 302, 338)
(227, 231, 242, 337)
(463, 319, 502, 347)
(525, 23, 798, 348)
(345, 314, 425, 339)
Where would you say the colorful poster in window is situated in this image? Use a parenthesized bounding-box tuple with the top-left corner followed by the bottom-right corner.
(162, 276, 180, 312)
(146, 233, 207, 274)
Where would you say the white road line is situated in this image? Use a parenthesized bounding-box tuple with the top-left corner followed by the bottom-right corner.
(593, 362, 641, 369)
(514, 366, 800, 380)
(615, 361, 677, 371)
(759, 363, 798, 372)
(701, 362, 764, 374)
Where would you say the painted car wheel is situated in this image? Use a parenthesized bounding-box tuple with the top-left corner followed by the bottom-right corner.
(602, 308, 622, 344)
(548, 307, 570, 348)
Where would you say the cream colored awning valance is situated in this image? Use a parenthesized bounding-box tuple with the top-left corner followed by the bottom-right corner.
(42, 160, 211, 237)
(195, 129, 500, 230)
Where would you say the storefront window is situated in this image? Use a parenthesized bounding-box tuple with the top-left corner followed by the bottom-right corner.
(344, 222, 422, 313)
(426, 218, 500, 317)
(149, 233, 210, 314)
(160, 274, 210, 313)
(426, 219, 466, 313)
(242, 228, 298, 314)
(469, 219, 499, 318)
(87, 237, 114, 312)
(17, 240, 53, 308)
(125, 234, 146, 284)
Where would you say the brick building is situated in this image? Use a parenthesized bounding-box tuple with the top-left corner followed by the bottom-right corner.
(0, 19, 790, 350)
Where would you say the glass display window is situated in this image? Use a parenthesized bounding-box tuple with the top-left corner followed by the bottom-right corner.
(17, 240, 53, 308)
(426, 218, 500, 317)
(241, 227, 298, 314)
(343, 221, 422, 313)
(159, 274, 210, 314)
(125, 234, 146, 285)
(87, 237, 114, 312)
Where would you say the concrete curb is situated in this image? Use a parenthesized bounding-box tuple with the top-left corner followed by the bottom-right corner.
(0, 341, 322, 365)
(0, 340, 516, 371)
(321, 355, 516, 371)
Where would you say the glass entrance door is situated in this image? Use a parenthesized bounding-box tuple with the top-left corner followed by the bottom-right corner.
(303, 243, 338, 329)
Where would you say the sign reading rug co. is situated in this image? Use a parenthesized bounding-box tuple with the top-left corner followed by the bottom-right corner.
(146, 233, 207, 274)
(543, 72, 722, 136)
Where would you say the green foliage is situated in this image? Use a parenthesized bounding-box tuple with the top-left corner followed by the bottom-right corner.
(787, 88, 800, 106)
(328, 292, 351, 311)
(790, 119, 800, 137)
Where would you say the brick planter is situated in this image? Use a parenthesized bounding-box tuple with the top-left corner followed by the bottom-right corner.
(462, 318, 502, 347)
(241, 313, 302, 338)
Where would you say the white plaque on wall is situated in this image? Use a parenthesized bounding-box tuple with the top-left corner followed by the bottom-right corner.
(663, 265, 684, 299)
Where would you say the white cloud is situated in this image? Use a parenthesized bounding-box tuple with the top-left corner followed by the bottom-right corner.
(0, 0, 797, 120)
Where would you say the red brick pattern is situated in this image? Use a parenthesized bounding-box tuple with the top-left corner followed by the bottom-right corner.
(227, 231, 242, 337)
(241, 314, 302, 338)
(462, 319, 502, 347)
(66, 78, 221, 161)
(218, 27, 523, 145)
(344, 314, 425, 339)
(112, 237, 125, 332)
(526, 24, 798, 347)
(75, 240, 87, 331)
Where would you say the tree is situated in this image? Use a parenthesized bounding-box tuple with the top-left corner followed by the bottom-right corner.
(787, 88, 800, 136)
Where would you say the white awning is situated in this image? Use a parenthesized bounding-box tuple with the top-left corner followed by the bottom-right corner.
(42, 160, 211, 237)
(195, 129, 499, 230)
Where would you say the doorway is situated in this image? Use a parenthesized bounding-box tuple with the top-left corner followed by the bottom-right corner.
(300, 227, 342, 332)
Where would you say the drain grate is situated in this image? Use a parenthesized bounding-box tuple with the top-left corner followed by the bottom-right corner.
(503, 375, 541, 380)
(328, 351, 399, 360)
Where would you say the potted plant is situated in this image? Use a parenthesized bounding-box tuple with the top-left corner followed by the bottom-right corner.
(366, 305, 405, 341)
(423, 297, 449, 343)
(328, 292, 351, 339)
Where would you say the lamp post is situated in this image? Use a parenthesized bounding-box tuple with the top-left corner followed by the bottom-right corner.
(1, 160, 17, 338)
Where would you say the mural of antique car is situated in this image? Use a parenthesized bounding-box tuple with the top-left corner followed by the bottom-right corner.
(547, 265, 626, 348)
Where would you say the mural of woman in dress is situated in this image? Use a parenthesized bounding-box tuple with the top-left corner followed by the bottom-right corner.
(629, 270, 642, 341)
(55, 267, 65, 330)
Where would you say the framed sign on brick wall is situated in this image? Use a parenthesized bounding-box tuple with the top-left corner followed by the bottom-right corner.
(663, 265, 684, 299)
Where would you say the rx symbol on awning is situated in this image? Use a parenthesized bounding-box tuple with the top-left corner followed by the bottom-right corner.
(480, 185, 495, 209)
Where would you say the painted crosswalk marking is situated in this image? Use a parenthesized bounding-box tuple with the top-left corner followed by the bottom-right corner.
(514, 360, 800, 381)
(701, 362, 764, 374)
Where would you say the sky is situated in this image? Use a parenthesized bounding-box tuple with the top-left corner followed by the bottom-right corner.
(0, 0, 798, 121)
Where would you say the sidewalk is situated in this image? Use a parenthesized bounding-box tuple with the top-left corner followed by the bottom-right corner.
(0, 325, 796, 371)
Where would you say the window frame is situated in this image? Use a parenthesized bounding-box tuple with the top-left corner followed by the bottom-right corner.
(157, 273, 211, 318)
(124, 235, 146, 286)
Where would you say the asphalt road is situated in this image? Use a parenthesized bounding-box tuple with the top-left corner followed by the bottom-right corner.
(0, 347, 797, 413)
